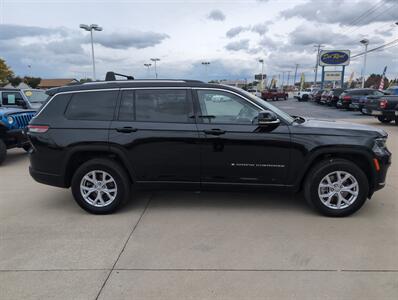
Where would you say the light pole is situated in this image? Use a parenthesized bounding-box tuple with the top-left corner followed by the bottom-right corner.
(201, 62, 210, 82)
(150, 58, 160, 79)
(313, 44, 323, 86)
(144, 63, 152, 78)
(80, 24, 102, 81)
(360, 39, 369, 88)
(258, 59, 264, 91)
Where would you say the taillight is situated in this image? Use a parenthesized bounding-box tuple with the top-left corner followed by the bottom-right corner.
(28, 125, 49, 133)
(342, 95, 351, 102)
(379, 99, 388, 109)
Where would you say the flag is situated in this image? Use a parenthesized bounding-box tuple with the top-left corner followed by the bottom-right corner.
(379, 66, 387, 90)
(300, 73, 305, 91)
(347, 72, 354, 88)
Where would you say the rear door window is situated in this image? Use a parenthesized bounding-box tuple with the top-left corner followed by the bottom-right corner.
(65, 91, 118, 120)
(119, 89, 193, 123)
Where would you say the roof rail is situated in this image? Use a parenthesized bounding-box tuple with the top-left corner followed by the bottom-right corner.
(105, 71, 134, 81)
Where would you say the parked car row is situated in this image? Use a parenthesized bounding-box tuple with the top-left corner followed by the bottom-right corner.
(303, 86, 398, 125)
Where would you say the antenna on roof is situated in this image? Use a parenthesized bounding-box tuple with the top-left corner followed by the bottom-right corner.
(105, 71, 134, 81)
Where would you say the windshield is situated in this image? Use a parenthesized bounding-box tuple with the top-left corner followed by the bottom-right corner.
(231, 87, 295, 123)
(23, 90, 49, 103)
(385, 88, 398, 95)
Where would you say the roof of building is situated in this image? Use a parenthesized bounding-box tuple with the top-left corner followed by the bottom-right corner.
(38, 78, 78, 88)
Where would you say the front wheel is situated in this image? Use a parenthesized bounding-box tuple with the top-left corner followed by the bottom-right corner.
(0, 140, 6, 165)
(71, 158, 131, 214)
(304, 159, 368, 217)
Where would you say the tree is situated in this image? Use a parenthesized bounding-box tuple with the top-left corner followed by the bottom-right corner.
(24, 76, 41, 88)
(0, 58, 14, 83)
(365, 73, 389, 89)
(8, 76, 22, 87)
(79, 78, 93, 83)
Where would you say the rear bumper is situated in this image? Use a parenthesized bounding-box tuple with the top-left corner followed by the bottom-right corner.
(29, 166, 67, 188)
(336, 100, 350, 108)
(362, 108, 396, 118)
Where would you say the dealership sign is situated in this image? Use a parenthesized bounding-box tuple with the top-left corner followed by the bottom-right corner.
(319, 50, 350, 66)
(324, 71, 342, 81)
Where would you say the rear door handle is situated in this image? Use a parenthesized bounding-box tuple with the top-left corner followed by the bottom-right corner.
(203, 129, 226, 136)
(115, 127, 137, 133)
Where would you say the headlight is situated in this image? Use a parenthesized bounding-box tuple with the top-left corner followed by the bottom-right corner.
(373, 137, 387, 155)
(7, 116, 14, 124)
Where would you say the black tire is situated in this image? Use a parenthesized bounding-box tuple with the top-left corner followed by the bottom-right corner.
(71, 158, 131, 214)
(304, 159, 369, 217)
(377, 116, 392, 123)
(0, 140, 6, 165)
(22, 144, 32, 152)
(302, 94, 309, 101)
(395, 117, 398, 125)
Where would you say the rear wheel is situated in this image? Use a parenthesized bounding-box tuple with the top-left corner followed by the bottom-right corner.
(377, 116, 392, 123)
(0, 140, 6, 165)
(71, 158, 131, 214)
(304, 159, 368, 217)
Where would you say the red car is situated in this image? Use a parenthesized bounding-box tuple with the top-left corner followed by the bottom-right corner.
(261, 89, 288, 101)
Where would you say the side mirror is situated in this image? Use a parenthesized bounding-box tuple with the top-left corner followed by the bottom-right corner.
(257, 110, 280, 126)
(16, 99, 27, 108)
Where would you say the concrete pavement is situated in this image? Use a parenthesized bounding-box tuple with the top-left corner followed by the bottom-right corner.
(1, 102, 397, 299)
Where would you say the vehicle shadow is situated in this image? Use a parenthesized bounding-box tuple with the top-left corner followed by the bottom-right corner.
(130, 189, 313, 216)
(1, 149, 28, 167)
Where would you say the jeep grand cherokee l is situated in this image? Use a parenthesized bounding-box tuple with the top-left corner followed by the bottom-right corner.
(28, 79, 391, 217)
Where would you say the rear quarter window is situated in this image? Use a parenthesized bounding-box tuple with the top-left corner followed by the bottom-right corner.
(65, 91, 118, 121)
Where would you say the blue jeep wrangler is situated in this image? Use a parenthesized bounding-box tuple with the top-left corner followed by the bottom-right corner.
(0, 107, 35, 165)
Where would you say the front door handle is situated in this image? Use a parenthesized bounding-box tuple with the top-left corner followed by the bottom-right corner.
(203, 129, 226, 136)
(116, 127, 137, 133)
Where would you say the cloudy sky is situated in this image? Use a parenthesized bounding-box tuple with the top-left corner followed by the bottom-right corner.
(0, 0, 397, 82)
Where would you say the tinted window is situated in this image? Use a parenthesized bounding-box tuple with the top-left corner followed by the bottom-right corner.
(197, 90, 259, 124)
(2, 92, 24, 105)
(120, 89, 192, 123)
(65, 91, 117, 120)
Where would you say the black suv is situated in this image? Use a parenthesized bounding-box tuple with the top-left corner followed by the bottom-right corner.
(28, 79, 391, 217)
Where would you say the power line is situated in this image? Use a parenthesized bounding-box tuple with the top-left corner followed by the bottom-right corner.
(351, 38, 398, 60)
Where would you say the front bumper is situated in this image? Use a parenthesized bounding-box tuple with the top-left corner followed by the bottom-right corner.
(373, 151, 392, 192)
(4, 129, 30, 149)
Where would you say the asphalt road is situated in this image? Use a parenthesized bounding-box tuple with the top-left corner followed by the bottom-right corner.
(1, 100, 397, 299)
(272, 97, 373, 119)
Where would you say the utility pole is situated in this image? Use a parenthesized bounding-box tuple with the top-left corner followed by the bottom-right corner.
(150, 58, 160, 79)
(287, 71, 291, 87)
(313, 44, 323, 87)
(293, 64, 299, 88)
(282, 71, 285, 88)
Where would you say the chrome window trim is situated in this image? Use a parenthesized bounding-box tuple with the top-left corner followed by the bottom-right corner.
(120, 87, 191, 90)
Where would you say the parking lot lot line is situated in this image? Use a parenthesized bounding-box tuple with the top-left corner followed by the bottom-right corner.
(95, 194, 153, 300)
